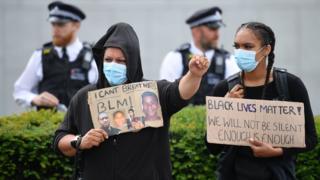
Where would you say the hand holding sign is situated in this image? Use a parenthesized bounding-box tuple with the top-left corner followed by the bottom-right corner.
(225, 84, 244, 98)
(80, 129, 108, 150)
(248, 138, 283, 157)
(188, 55, 209, 77)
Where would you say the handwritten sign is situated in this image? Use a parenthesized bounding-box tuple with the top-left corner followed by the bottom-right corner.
(206, 96, 305, 147)
(88, 81, 163, 136)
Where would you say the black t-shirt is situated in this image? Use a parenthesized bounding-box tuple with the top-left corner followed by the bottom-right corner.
(53, 80, 188, 180)
(206, 72, 318, 179)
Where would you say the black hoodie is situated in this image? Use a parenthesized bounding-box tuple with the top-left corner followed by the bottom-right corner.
(92, 22, 144, 88)
(53, 22, 189, 180)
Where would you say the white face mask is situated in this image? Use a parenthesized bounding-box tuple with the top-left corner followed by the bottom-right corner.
(234, 46, 265, 72)
(103, 62, 127, 86)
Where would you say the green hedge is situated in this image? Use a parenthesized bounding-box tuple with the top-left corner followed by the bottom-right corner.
(0, 108, 319, 179)
(0, 110, 73, 179)
(170, 106, 217, 180)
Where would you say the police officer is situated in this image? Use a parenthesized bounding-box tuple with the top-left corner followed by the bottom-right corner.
(160, 6, 239, 105)
(13, 1, 98, 110)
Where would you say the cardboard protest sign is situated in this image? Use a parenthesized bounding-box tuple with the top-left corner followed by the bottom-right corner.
(88, 81, 163, 136)
(206, 96, 305, 147)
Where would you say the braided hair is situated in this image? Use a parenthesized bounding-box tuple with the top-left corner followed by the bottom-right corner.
(236, 22, 276, 99)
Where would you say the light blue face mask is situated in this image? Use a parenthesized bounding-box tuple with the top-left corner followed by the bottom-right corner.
(103, 62, 127, 86)
(234, 47, 265, 72)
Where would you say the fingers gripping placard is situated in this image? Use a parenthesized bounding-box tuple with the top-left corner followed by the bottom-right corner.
(206, 96, 305, 147)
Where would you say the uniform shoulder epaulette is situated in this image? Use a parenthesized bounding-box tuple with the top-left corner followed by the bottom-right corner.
(41, 42, 53, 55)
(82, 41, 93, 49)
(80, 41, 94, 70)
(176, 43, 191, 52)
(42, 42, 53, 48)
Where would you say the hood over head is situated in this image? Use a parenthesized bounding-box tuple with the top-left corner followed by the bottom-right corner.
(93, 22, 144, 88)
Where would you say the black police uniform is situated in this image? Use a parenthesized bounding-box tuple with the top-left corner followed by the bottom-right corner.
(38, 42, 92, 107)
(179, 6, 229, 105)
(38, 1, 91, 107)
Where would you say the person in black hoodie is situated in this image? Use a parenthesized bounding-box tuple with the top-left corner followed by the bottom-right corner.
(53, 22, 209, 180)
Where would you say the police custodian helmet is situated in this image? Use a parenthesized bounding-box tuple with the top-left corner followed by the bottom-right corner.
(186, 6, 225, 29)
(48, 1, 86, 23)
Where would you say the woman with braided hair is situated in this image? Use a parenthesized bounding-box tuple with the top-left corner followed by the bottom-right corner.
(206, 22, 318, 180)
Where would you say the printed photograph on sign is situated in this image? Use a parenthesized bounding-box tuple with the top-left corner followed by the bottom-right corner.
(88, 81, 163, 136)
(141, 91, 163, 127)
(206, 96, 305, 148)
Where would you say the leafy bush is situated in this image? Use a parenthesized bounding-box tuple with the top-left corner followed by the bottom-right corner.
(0, 110, 73, 179)
(0, 108, 319, 179)
(295, 115, 320, 180)
(170, 106, 218, 180)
